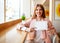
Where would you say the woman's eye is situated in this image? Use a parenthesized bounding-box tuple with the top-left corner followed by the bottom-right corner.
(36, 9, 38, 11)
(39, 9, 42, 11)
(36, 9, 42, 11)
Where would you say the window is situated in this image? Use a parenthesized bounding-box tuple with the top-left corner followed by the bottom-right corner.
(6, 0, 20, 22)
(0, 0, 4, 24)
(0, 0, 31, 23)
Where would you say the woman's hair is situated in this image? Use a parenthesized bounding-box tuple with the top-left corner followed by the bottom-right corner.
(32, 4, 46, 19)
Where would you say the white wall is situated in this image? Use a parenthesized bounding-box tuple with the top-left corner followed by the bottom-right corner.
(33, 0, 46, 6)
(21, 0, 31, 18)
(0, 0, 4, 24)
(52, 0, 60, 32)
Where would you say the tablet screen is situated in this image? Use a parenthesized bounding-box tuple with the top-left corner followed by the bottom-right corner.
(34, 21, 48, 30)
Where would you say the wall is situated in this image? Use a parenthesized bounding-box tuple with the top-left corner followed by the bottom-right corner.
(33, 0, 46, 6)
(21, 0, 31, 18)
(52, 0, 60, 32)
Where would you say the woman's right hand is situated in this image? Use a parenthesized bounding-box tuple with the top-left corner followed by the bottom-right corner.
(28, 28, 36, 40)
(40, 30, 47, 40)
(30, 28, 35, 32)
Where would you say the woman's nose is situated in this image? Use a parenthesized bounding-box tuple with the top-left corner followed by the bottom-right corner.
(37, 10, 40, 12)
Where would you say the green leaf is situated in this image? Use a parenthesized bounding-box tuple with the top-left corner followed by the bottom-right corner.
(21, 15, 25, 20)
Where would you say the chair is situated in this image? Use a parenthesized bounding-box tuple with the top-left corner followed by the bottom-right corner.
(53, 34, 60, 43)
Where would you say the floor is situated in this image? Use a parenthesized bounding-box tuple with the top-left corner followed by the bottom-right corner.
(0, 23, 27, 43)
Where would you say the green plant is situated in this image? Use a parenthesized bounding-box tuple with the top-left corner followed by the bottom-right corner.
(21, 15, 26, 20)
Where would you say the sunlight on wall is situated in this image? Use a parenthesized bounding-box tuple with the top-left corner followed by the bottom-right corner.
(34, 0, 46, 6)
(49, 0, 52, 21)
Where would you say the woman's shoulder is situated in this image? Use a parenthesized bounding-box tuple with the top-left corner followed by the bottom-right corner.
(25, 17, 35, 23)
(44, 18, 50, 21)
(44, 18, 53, 25)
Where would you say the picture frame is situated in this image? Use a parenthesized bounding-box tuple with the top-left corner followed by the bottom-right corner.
(54, 0, 60, 20)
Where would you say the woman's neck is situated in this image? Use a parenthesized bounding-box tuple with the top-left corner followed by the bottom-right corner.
(36, 17, 43, 21)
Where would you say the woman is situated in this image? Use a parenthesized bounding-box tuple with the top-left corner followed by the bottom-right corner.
(20, 4, 57, 43)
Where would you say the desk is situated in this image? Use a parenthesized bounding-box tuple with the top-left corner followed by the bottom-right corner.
(0, 24, 27, 43)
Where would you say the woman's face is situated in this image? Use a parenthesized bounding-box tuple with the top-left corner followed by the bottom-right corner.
(35, 6, 43, 17)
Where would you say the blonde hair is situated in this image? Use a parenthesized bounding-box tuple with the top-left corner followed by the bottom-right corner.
(32, 4, 46, 19)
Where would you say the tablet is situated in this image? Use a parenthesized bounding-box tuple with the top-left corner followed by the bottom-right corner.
(30, 21, 48, 30)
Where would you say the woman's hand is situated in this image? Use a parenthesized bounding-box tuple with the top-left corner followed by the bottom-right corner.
(47, 29, 56, 36)
(27, 28, 36, 40)
(40, 30, 47, 40)
(30, 28, 35, 32)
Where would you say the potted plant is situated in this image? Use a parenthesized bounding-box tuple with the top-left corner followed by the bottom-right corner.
(21, 14, 26, 20)
(21, 13, 26, 24)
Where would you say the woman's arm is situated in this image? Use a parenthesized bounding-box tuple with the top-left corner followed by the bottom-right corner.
(24, 18, 32, 28)
(48, 20, 57, 35)
(47, 20, 60, 43)
(18, 18, 32, 31)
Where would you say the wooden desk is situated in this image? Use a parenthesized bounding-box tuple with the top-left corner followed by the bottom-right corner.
(0, 24, 27, 43)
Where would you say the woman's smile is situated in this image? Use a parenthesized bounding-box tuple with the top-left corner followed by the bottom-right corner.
(35, 7, 43, 17)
